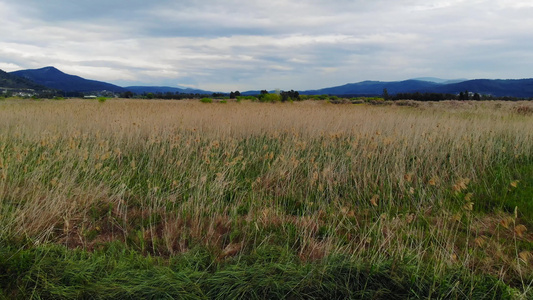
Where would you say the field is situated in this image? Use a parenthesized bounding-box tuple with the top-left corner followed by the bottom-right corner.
(1, 98, 533, 298)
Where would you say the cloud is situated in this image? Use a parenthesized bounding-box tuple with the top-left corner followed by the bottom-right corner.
(1, 0, 533, 91)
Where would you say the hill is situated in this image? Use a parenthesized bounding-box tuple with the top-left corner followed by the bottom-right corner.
(300, 80, 440, 96)
(10, 67, 126, 93)
(432, 79, 533, 98)
(9, 66, 533, 98)
(0, 68, 48, 90)
(124, 86, 211, 95)
(300, 78, 533, 98)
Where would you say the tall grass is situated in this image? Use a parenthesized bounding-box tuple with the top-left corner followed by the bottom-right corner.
(0, 98, 532, 297)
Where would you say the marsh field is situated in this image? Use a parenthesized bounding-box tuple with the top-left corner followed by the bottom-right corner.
(1, 98, 532, 299)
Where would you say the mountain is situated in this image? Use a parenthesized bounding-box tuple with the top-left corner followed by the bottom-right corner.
(299, 78, 533, 98)
(10, 67, 126, 93)
(432, 79, 533, 98)
(241, 90, 277, 96)
(0, 68, 48, 90)
(9, 66, 533, 98)
(124, 86, 211, 95)
(301, 80, 441, 96)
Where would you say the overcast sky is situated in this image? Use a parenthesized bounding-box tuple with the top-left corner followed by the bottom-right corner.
(1, 0, 533, 91)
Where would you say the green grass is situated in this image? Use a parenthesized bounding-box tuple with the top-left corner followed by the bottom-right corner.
(0, 241, 520, 299)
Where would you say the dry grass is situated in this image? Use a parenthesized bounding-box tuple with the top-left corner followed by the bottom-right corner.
(1, 98, 532, 290)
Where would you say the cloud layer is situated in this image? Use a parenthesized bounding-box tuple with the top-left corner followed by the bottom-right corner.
(2, 0, 533, 91)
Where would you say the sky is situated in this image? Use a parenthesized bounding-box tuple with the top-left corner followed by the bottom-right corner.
(1, 0, 533, 92)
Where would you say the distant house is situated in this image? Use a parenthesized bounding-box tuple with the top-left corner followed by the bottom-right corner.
(84, 95, 97, 99)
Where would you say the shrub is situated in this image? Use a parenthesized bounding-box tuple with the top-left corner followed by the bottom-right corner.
(329, 98, 351, 104)
(219, 100, 227, 104)
(394, 100, 420, 107)
(260, 93, 280, 103)
(200, 98, 213, 103)
(98, 97, 107, 103)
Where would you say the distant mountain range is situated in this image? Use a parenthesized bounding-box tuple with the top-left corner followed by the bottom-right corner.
(302, 80, 440, 96)
(125, 86, 211, 95)
(4, 66, 533, 98)
(300, 78, 533, 98)
(8, 67, 212, 95)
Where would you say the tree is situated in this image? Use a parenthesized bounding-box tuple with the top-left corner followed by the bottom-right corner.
(280, 90, 300, 102)
(230, 91, 241, 99)
(473, 93, 481, 101)
(382, 88, 390, 100)
(120, 91, 134, 98)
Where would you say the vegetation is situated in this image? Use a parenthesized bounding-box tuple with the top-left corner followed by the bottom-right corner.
(0, 99, 532, 298)
(0, 69, 49, 91)
(236, 95, 257, 102)
(229, 91, 241, 99)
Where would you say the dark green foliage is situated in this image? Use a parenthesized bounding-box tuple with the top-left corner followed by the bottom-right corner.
(229, 91, 241, 99)
(0, 69, 48, 90)
(280, 90, 300, 102)
(473, 161, 533, 224)
(392, 92, 460, 101)
(382, 88, 390, 100)
(0, 242, 518, 299)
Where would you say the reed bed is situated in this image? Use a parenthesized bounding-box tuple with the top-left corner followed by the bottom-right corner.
(0, 98, 532, 298)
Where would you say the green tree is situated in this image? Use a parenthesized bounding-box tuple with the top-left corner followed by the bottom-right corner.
(382, 88, 390, 100)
